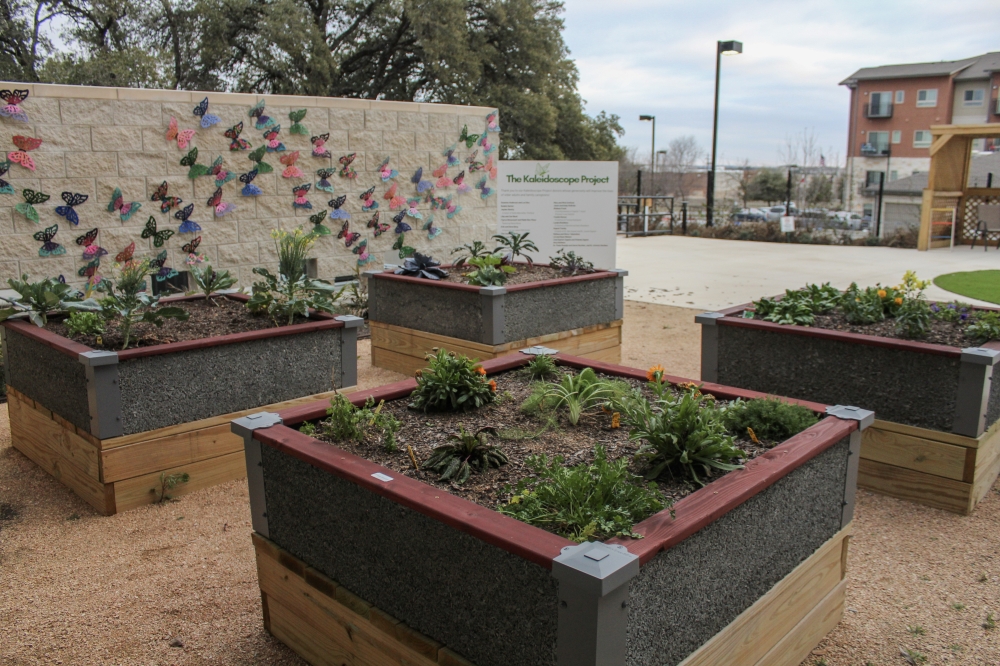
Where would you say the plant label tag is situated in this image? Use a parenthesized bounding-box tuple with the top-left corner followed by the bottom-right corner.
(371, 472, 393, 482)
(780, 216, 795, 232)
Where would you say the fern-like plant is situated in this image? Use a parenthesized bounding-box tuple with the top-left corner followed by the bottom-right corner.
(526, 354, 557, 379)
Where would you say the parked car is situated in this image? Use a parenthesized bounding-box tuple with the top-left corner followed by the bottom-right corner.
(832, 211, 864, 229)
(732, 208, 767, 223)
(766, 204, 798, 222)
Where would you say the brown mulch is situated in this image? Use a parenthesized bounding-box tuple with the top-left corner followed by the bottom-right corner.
(47, 296, 304, 351)
(441, 263, 570, 286)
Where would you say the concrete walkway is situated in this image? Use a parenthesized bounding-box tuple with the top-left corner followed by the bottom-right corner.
(616, 235, 1000, 311)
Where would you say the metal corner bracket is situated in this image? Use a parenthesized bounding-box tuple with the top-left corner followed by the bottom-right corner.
(78, 350, 123, 439)
(231, 411, 283, 538)
(521, 346, 559, 356)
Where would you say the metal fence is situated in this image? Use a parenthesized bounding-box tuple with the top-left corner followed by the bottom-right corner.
(617, 195, 676, 237)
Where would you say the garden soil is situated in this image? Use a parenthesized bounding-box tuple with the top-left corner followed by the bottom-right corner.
(1, 301, 998, 665)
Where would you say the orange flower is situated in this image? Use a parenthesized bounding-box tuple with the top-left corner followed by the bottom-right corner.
(611, 412, 621, 429)
(414, 369, 422, 378)
(877, 289, 887, 299)
(894, 297, 903, 305)
(646, 364, 665, 382)
(475, 366, 486, 375)
(488, 379, 497, 392)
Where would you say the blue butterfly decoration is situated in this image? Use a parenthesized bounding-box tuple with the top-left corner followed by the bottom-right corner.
(149, 249, 178, 282)
(34, 224, 66, 257)
(411, 167, 433, 193)
(392, 210, 411, 234)
(55, 192, 88, 226)
(442, 144, 460, 167)
(174, 204, 202, 234)
(328, 195, 350, 220)
(193, 97, 221, 128)
(316, 168, 335, 193)
(422, 215, 442, 240)
(240, 169, 262, 196)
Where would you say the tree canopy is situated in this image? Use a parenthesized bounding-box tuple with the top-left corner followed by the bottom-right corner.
(0, 0, 624, 160)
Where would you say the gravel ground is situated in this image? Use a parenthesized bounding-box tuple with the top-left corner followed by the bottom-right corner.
(1, 303, 998, 665)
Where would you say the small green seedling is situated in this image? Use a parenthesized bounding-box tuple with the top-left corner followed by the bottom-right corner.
(155, 472, 190, 503)
(907, 624, 925, 636)
(985, 612, 996, 630)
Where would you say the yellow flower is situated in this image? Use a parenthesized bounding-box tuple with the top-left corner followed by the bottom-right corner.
(877, 289, 887, 299)
(894, 297, 903, 305)
(646, 364, 665, 382)
(611, 412, 621, 429)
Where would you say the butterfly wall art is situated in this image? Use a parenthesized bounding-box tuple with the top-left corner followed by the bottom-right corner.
(422, 214, 442, 240)
(459, 125, 480, 149)
(338, 153, 358, 179)
(247, 146, 274, 174)
(292, 184, 312, 209)
(311, 134, 331, 159)
(78, 258, 101, 280)
(359, 186, 378, 211)
(411, 167, 433, 193)
(434, 167, 453, 189)
(240, 169, 262, 196)
(337, 220, 360, 247)
(175, 203, 201, 233)
(442, 144, 460, 167)
(384, 181, 405, 210)
(166, 117, 196, 149)
(479, 135, 497, 156)
(279, 151, 303, 178)
(16, 188, 50, 223)
(316, 168, 335, 193)
(34, 224, 65, 256)
(182, 236, 206, 265)
(263, 126, 285, 152)
(0, 160, 12, 194)
(116, 241, 136, 264)
(485, 155, 497, 180)
(378, 157, 398, 182)
(353, 238, 372, 267)
(75, 228, 107, 259)
(226, 121, 251, 151)
(181, 147, 208, 178)
(142, 216, 175, 246)
(446, 198, 462, 219)
(453, 170, 471, 195)
(404, 198, 423, 220)
(289, 109, 308, 135)
(476, 176, 494, 199)
(207, 156, 236, 187)
(55, 192, 88, 225)
(249, 100, 274, 130)
(392, 233, 415, 259)
(108, 187, 141, 222)
(149, 249, 178, 281)
(9, 135, 42, 171)
(486, 110, 500, 133)
(367, 211, 389, 237)
(0, 89, 30, 122)
(309, 210, 331, 235)
(207, 188, 236, 217)
(151, 181, 183, 212)
(392, 210, 411, 234)
(328, 195, 350, 220)
(193, 97, 220, 127)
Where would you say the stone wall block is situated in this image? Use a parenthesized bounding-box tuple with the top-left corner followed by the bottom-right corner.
(60, 99, 115, 126)
(36, 125, 93, 152)
(330, 108, 366, 131)
(218, 241, 259, 266)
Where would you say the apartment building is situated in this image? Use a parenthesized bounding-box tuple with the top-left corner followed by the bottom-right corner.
(840, 52, 1000, 227)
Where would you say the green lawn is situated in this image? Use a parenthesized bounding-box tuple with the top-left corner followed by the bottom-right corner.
(933, 270, 1000, 304)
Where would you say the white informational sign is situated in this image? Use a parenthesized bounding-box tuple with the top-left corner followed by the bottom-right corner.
(497, 161, 618, 269)
(780, 215, 796, 233)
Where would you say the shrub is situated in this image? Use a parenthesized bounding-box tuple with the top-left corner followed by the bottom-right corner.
(464, 253, 515, 287)
(500, 446, 667, 542)
(0, 274, 94, 327)
(451, 240, 491, 268)
(967, 311, 1000, 343)
(318, 394, 400, 450)
(409, 349, 495, 412)
(722, 397, 818, 443)
(763, 295, 815, 326)
(549, 249, 594, 275)
(526, 353, 557, 379)
(615, 390, 744, 485)
(841, 283, 885, 324)
(65, 311, 104, 337)
(423, 425, 508, 484)
(520, 367, 624, 426)
(895, 298, 932, 339)
(190, 264, 237, 304)
(492, 231, 538, 266)
(96, 260, 189, 349)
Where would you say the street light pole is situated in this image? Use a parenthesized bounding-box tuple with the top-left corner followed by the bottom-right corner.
(706, 39, 742, 227)
(640, 115, 655, 196)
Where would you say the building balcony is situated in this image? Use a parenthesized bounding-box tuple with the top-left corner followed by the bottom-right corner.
(864, 102, 893, 119)
(860, 143, 890, 156)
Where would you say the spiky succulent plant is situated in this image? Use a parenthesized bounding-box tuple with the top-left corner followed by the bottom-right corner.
(395, 252, 449, 280)
(423, 425, 508, 484)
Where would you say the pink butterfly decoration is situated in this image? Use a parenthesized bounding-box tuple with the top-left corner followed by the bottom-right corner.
(384, 182, 406, 210)
(8, 151, 35, 171)
(280, 151, 304, 179)
(435, 174, 453, 189)
(166, 117, 196, 149)
(454, 171, 471, 194)
(432, 163, 448, 178)
(311, 134, 331, 159)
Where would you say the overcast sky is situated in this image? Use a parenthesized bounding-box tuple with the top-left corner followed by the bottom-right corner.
(563, 0, 1000, 167)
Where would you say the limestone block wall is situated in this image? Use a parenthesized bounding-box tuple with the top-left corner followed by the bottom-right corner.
(0, 83, 498, 288)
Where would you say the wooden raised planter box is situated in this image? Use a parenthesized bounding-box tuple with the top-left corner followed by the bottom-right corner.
(697, 305, 1000, 515)
(231, 352, 870, 666)
(2, 294, 362, 515)
(365, 266, 627, 376)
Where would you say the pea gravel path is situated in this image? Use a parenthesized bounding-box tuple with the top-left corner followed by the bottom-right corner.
(0, 308, 997, 665)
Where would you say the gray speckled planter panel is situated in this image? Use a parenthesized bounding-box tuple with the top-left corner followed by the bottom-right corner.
(715, 325, 961, 432)
(503, 279, 617, 342)
(118, 329, 344, 435)
(368, 278, 484, 340)
(260, 445, 559, 666)
(625, 438, 849, 666)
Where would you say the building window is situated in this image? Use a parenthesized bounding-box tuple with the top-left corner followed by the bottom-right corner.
(914, 130, 932, 147)
(863, 203, 874, 220)
(963, 89, 985, 106)
(890, 170, 898, 181)
(891, 130, 901, 144)
(865, 170, 884, 187)
(863, 131, 889, 154)
(916, 89, 937, 107)
(895, 90, 904, 104)
(868, 91, 892, 117)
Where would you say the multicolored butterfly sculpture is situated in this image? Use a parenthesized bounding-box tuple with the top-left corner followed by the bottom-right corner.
(181, 147, 208, 178)
(384, 181, 406, 209)
(337, 220, 361, 247)
(0, 160, 13, 194)
(116, 242, 136, 264)
(240, 169, 262, 196)
(249, 100, 275, 130)
(108, 187, 141, 222)
(367, 211, 389, 237)
(392, 232, 415, 259)
(427, 194, 449, 210)
(226, 121, 251, 151)
(182, 236, 206, 265)
(454, 170, 471, 195)
(411, 167, 433, 193)
(442, 144, 460, 167)
(354, 238, 372, 267)
(459, 125, 480, 149)
(9, 135, 42, 171)
(193, 97, 221, 128)
(378, 157, 398, 182)
(309, 210, 331, 236)
(292, 184, 312, 209)
(149, 249, 178, 282)
(207, 156, 236, 187)
(434, 166, 453, 189)
(486, 110, 500, 133)
(280, 151, 303, 178)
(263, 126, 285, 152)
(315, 168, 335, 193)
(14, 189, 49, 224)
(311, 134, 331, 159)
(78, 258, 101, 280)
(34, 224, 65, 257)
(151, 181, 183, 212)
(479, 135, 497, 156)
(142, 216, 175, 247)
(289, 109, 308, 135)
(0, 89, 30, 122)
(466, 150, 482, 171)
(207, 188, 236, 217)
(175, 202, 202, 232)
(55, 192, 88, 225)
(476, 175, 494, 199)
(446, 198, 462, 219)
(338, 153, 358, 179)
(404, 198, 423, 220)
(359, 186, 378, 211)
(422, 214, 442, 240)
(328, 195, 350, 220)
(248, 146, 274, 174)
(485, 155, 497, 180)
(75, 228, 107, 259)
(392, 210, 411, 234)
(166, 117, 196, 149)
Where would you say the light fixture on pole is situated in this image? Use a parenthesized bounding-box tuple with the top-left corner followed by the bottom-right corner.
(640, 115, 655, 195)
(706, 39, 742, 227)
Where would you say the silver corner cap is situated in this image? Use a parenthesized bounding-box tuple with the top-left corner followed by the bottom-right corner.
(335, 315, 365, 328)
(231, 411, 283, 438)
(826, 405, 875, 430)
(479, 285, 507, 296)
(611, 268, 629, 277)
(552, 542, 639, 597)
(521, 346, 559, 356)
(961, 347, 1000, 366)
(78, 350, 119, 366)
(695, 312, 725, 325)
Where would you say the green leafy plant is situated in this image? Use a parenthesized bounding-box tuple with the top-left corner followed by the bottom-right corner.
(526, 354, 557, 379)
(521, 367, 617, 426)
(409, 349, 495, 412)
(900, 649, 926, 665)
(65, 311, 105, 337)
(492, 231, 539, 266)
(500, 446, 667, 542)
(722, 397, 818, 443)
(340, 266, 369, 319)
(549, 249, 594, 275)
(155, 472, 189, 503)
(749, 283, 840, 326)
(615, 389, 744, 485)
(0, 274, 94, 326)
(247, 228, 344, 326)
(764, 296, 815, 326)
(96, 260, 189, 350)
(840, 283, 886, 325)
(298, 421, 317, 436)
(190, 264, 237, 305)
(985, 612, 997, 630)
(464, 253, 515, 287)
(800, 282, 841, 313)
(931, 301, 972, 324)
(907, 624, 926, 636)
(423, 425, 508, 484)
(318, 394, 400, 450)
(451, 240, 491, 268)
(967, 311, 1000, 343)
(895, 297, 932, 339)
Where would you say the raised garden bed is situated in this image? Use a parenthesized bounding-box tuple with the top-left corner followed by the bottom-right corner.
(697, 302, 1000, 514)
(3, 293, 361, 515)
(365, 264, 627, 376)
(232, 352, 870, 666)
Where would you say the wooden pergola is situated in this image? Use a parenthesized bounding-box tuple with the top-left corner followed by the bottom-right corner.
(918, 123, 1000, 251)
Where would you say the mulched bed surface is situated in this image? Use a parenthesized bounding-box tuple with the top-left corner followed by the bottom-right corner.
(48, 296, 306, 350)
(312, 368, 772, 518)
(441, 263, 579, 287)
